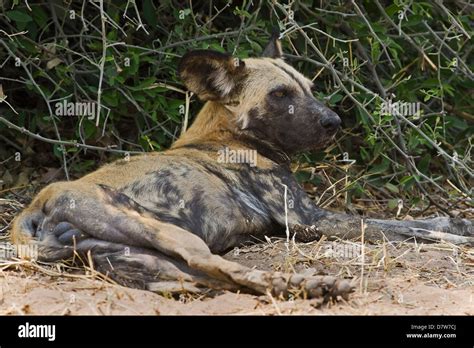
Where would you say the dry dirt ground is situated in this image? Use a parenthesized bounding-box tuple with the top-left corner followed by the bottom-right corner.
(1, 237, 473, 315)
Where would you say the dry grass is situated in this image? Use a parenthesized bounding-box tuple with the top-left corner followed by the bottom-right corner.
(1, 188, 473, 315)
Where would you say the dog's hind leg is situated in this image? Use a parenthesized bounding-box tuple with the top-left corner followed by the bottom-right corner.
(12, 183, 353, 300)
(75, 239, 243, 294)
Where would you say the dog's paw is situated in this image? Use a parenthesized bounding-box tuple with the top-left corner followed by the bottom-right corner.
(52, 222, 89, 245)
(270, 272, 354, 301)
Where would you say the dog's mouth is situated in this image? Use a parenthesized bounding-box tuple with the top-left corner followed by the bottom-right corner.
(311, 130, 338, 150)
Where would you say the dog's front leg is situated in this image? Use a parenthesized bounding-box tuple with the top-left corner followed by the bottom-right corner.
(274, 174, 473, 245)
(292, 210, 473, 245)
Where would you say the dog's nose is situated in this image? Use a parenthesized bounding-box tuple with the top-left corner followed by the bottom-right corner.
(320, 113, 341, 131)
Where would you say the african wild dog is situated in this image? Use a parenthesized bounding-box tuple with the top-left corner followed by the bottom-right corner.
(11, 36, 473, 300)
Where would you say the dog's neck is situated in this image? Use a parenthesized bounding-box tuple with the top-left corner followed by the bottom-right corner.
(171, 102, 291, 166)
(172, 102, 233, 147)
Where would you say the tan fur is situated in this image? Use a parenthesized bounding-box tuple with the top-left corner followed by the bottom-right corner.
(171, 102, 235, 148)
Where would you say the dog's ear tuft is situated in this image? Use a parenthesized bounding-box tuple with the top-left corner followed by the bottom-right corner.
(262, 29, 283, 58)
(178, 50, 247, 101)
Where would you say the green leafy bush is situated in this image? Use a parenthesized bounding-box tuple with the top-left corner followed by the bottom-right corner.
(0, 0, 472, 215)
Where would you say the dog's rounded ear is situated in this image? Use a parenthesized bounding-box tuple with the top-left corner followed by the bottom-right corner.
(262, 30, 283, 58)
(178, 50, 247, 102)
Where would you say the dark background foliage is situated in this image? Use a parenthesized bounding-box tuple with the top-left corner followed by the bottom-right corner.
(0, 0, 472, 217)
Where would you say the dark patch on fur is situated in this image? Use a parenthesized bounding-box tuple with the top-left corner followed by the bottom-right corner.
(98, 184, 150, 215)
(178, 50, 247, 101)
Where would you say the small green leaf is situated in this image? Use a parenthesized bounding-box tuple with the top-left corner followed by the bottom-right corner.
(418, 154, 431, 174)
(31, 6, 48, 27)
(295, 171, 311, 183)
(388, 199, 399, 209)
(329, 93, 343, 104)
(6, 10, 32, 23)
(400, 175, 417, 188)
(385, 182, 399, 193)
(143, 0, 158, 26)
(369, 159, 390, 174)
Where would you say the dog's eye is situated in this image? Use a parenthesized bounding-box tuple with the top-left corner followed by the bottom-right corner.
(271, 90, 286, 98)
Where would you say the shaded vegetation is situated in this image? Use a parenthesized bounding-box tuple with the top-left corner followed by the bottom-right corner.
(0, 0, 472, 216)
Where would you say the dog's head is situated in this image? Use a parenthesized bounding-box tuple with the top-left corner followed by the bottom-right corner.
(178, 35, 341, 155)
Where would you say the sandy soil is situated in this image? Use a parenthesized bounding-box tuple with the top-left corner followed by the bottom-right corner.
(1, 238, 473, 315)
